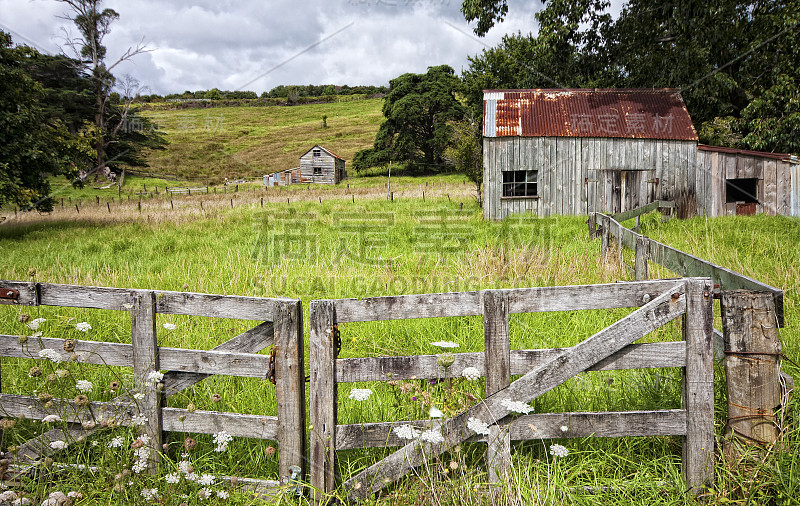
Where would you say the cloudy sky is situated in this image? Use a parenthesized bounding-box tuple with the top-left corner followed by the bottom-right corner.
(1, 0, 551, 95)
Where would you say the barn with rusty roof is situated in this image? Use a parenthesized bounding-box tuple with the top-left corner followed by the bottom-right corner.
(482, 88, 799, 219)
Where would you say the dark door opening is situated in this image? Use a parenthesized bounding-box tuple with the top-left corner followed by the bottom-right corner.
(726, 178, 758, 204)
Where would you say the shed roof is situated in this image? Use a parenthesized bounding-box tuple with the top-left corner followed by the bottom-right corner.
(483, 88, 698, 141)
(301, 145, 345, 161)
(697, 144, 797, 162)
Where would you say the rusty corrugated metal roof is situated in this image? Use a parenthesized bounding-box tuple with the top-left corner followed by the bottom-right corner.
(697, 144, 794, 161)
(483, 88, 698, 141)
(302, 145, 345, 161)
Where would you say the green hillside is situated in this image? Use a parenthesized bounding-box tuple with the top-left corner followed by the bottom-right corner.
(140, 98, 384, 182)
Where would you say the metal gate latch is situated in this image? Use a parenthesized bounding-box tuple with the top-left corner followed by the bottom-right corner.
(287, 465, 303, 497)
(267, 347, 277, 384)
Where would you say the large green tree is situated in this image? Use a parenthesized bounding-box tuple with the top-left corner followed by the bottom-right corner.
(354, 65, 465, 172)
(0, 32, 90, 211)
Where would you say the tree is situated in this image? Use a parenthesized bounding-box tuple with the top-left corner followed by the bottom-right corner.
(354, 65, 465, 172)
(58, 0, 150, 175)
(0, 32, 90, 211)
(446, 117, 484, 204)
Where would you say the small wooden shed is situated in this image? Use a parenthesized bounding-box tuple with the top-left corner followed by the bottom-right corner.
(299, 145, 346, 184)
(482, 88, 799, 219)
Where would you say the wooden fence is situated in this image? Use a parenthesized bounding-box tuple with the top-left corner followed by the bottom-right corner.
(590, 208, 788, 454)
(0, 281, 305, 492)
(309, 279, 714, 502)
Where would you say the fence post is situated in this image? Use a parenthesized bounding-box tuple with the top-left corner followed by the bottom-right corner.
(130, 290, 162, 474)
(274, 300, 306, 487)
(682, 278, 714, 493)
(600, 215, 610, 259)
(310, 300, 337, 504)
(483, 290, 511, 482)
(634, 235, 649, 280)
(720, 291, 782, 459)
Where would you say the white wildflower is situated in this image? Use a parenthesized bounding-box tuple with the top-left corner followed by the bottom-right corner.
(131, 414, 148, 426)
(75, 322, 91, 332)
(197, 474, 215, 486)
(216, 490, 229, 499)
(42, 414, 61, 423)
(132, 459, 148, 474)
(38, 348, 62, 363)
(27, 318, 46, 330)
(560, 425, 569, 432)
(0, 491, 16, 502)
(430, 340, 459, 348)
(12, 497, 32, 505)
(419, 430, 444, 444)
(549, 443, 569, 458)
(76, 379, 93, 393)
(140, 488, 159, 500)
(139, 433, 151, 445)
(133, 392, 145, 400)
(467, 417, 491, 436)
(108, 436, 124, 448)
(198, 488, 212, 499)
(162, 323, 177, 330)
(67, 492, 82, 499)
(185, 472, 199, 482)
(32, 331, 42, 338)
(49, 440, 68, 450)
(461, 366, 481, 381)
(501, 398, 534, 414)
(348, 388, 372, 401)
(428, 407, 443, 418)
(178, 460, 192, 475)
(393, 424, 421, 440)
(213, 431, 233, 452)
(146, 370, 164, 386)
(165, 473, 180, 484)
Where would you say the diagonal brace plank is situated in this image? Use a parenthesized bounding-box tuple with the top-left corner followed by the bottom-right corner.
(344, 283, 687, 501)
(162, 321, 274, 397)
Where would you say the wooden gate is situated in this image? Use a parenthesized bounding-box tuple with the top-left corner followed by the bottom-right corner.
(309, 278, 714, 502)
(0, 281, 305, 491)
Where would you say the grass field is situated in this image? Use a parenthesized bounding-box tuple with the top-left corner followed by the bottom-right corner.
(1, 191, 798, 504)
(138, 98, 384, 182)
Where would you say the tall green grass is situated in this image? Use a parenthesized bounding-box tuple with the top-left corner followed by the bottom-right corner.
(0, 201, 797, 504)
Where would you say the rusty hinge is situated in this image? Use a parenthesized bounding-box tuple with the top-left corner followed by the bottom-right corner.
(1, 288, 20, 301)
(333, 324, 341, 357)
(647, 178, 660, 184)
(267, 347, 277, 384)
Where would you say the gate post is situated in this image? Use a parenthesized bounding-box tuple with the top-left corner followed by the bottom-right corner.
(634, 235, 649, 280)
(130, 290, 162, 474)
(273, 300, 306, 487)
(310, 300, 338, 504)
(682, 278, 714, 493)
(483, 290, 511, 482)
(720, 291, 782, 458)
(600, 215, 610, 260)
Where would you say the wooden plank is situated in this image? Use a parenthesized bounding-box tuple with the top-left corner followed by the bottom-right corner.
(38, 283, 133, 310)
(635, 236, 649, 281)
(162, 321, 275, 397)
(343, 283, 687, 500)
(777, 160, 790, 216)
(130, 290, 162, 473)
(273, 300, 307, 486)
(13, 425, 85, 467)
(483, 290, 511, 482)
(158, 348, 271, 377)
(764, 159, 777, 216)
(720, 291, 781, 455)
(333, 291, 482, 322)
(309, 300, 338, 503)
(682, 279, 714, 493)
(336, 341, 686, 383)
(162, 409, 278, 440)
(792, 163, 800, 217)
(0, 280, 36, 306)
(335, 410, 687, 449)
(0, 335, 132, 366)
(611, 200, 674, 223)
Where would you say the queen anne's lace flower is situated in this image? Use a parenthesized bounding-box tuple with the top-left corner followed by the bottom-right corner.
(550, 443, 569, 458)
(49, 440, 68, 450)
(38, 348, 62, 363)
(216, 490, 229, 499)
(461, 367, 481, 381)
(147, 371, 164, 384)
(348, 388, 372, 401)
(75, 322, 91, 332)
(430, 340, 459, 348)
(419, 430, 444, 444)
(198, 488, 212, 499)
(162, 323, 177, 330)
(428, 407, 443, 418)
(76, 379, 93, 393)
(198, 474, 215, 486)
(165, 473, 180, 484)
(467, 417, 491, 436)
(108, 436, 124, 448)
(140, 488, 159, 500)
(213, 431, 233, 452)
(501, 398, 534, 414)
(393, 424, 421, 440)
(131, 414, 148, 426)
(27, 318, 46, 330)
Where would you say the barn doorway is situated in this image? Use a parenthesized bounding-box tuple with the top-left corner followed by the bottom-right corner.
(611, 170, 644, 214)
(726, 178, 759, 215)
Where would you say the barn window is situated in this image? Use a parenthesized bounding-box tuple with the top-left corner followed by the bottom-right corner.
(313, 166, 323, 175)
(726, 178, 758, 203)
(313, 149, 321, 157)
(502, 170, 538, 197)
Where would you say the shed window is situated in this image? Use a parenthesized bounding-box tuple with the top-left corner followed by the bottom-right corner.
(313, 166, 323, 175)
(726, 178, 758, 203)
(502, 170, 538, 197)
(313, 149, 321, 157)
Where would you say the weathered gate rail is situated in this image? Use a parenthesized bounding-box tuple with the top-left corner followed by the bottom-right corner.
(0, 281, 305, 490)
(310, 279, 714, 502)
